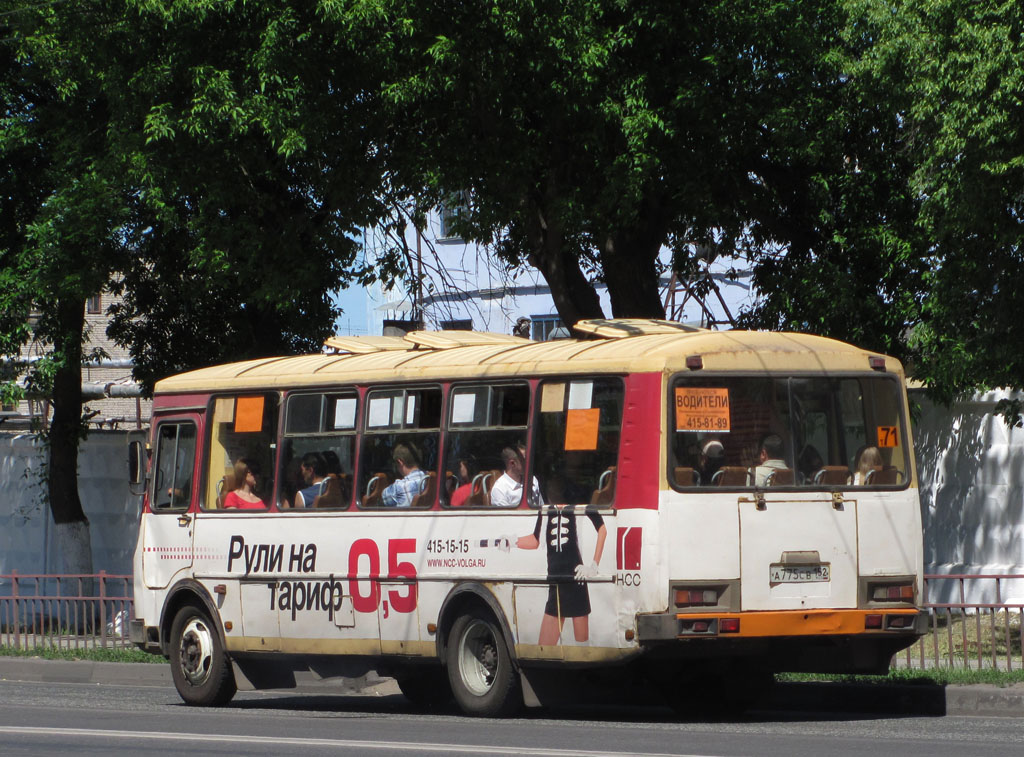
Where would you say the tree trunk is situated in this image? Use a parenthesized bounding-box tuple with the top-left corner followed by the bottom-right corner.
(600, 232, 666, 319)
(598, 194, 669, 319)
(47, 296, 93, 575)
(523, 196, 605, 329)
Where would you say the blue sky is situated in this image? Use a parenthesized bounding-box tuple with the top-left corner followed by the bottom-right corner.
(332, 285, 370, 336)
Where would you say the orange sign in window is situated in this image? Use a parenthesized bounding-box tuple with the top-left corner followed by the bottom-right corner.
(564, 408, 600, 451)
(674, 387, 730, 432)
(235, 396, 265, 433)
(877, 425, 899, 448)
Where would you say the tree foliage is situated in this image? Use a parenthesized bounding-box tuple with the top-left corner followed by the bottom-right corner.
(0, 0, 399, 534)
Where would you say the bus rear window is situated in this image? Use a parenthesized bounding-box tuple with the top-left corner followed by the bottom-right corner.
(669, 376, 908, 489)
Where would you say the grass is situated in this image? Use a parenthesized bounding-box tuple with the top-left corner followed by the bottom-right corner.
(778, 667, 1024, 687)
(905, 609, 1023, 665)
(0, 644, 164, 663)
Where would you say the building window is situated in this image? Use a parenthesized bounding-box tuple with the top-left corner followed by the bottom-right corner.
(86, 294, 102, 314)
(439, 191, 470, 241)
(531, 315, 566, 342)
(440, 319, 473, 331)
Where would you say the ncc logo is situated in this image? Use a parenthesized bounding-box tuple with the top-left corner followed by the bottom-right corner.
(616, 527, 642, 571)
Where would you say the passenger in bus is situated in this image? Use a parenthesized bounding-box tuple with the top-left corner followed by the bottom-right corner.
(751, 434, 787, 487)
(853, 445, 883, 485)
(490, 445, 542, 508)
(449, 456, 480, 507)
(294, 451, 327, 508)
(797, 444, 824, 483)
(223, 458, 265, 510)
(698, 439, 725, 484)
(322, 449, 343, 477)
(381, 443, 427, 507)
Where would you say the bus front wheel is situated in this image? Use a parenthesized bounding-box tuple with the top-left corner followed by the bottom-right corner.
(169, 604, 237, 706)
(446, 609, 521, 717)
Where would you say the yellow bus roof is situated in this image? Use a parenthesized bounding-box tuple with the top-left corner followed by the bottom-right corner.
(154, 320, 904, 395)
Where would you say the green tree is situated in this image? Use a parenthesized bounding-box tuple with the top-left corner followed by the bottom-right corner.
(337, 0, 871, 327)
(0, 0, 396, 567)
(872, 0, 1024, 417)
(743, 0, 1024, 416)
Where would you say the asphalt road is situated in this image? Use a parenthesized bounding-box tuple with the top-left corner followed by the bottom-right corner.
(1, 672, 1022, 757)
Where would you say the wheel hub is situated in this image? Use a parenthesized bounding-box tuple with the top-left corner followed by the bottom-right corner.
(178, 617, 214, 686)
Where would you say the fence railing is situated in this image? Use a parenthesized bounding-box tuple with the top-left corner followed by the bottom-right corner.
(1, 571, 1022, 668)
(899, 573, 1024, 670)
(0, 571, 134, 651)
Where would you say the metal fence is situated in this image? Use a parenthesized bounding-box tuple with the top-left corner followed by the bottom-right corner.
(1, 571, 1022, 668)
(0, 571, 134, 651)
(900, 573, 1024, 670)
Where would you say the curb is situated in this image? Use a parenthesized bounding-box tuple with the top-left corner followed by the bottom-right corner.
(2, 658, 1022, 716)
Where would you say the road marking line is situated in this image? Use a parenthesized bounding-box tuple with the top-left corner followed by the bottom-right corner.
(0, 725, 714, 756)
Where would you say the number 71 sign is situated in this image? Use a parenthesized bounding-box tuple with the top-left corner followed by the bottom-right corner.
(877, 426, 898, 448)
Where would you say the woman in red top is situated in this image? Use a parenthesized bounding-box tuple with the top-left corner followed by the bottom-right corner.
(223, 458, 265, 510)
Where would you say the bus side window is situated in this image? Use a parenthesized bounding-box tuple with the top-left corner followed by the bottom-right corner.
(203, 393, 279, 509)
(278, 392, 357, 511)
(443, 383, 531, 508)
(359, 386, 441, 508)
(152, 421, 196, 511)
(533, 377, 623, 506)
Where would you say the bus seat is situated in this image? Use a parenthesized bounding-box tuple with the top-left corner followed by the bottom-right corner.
(813, 466, 851, 485)
(362, 472, 388, 506)
(216, 470, 236, 508)
(314, 474, 346, 508)
(482, 469, 503, 506)
(411, 471, 438, 508)
(673, 466, 699, 487)
(590, 466, 617, 505)
(712, 466, 749, 486)
(866, 466, 900, 485)
(467, 472, 490, 507)
(766, 468, 794, 486)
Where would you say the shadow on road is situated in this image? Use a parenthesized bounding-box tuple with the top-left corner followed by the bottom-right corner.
(213, 680, 947, 724)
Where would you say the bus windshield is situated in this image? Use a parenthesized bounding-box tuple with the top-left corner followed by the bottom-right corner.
(669, 374, 909, 488)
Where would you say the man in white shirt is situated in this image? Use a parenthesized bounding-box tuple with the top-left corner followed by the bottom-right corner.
(490, 445, 542, 507)
(751, 434, 788, 486)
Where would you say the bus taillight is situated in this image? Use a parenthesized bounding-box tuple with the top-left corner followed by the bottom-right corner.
(675, 588, 718, 607)
(719, 618, 740, 633)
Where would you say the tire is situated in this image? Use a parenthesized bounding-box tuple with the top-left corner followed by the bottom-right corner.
(168, 604, 237, 706)
(396, 666, 453, 710)
(445, 608, 522, 717)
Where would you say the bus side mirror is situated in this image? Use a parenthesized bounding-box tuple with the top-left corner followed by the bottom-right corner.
(128, 439, 147, 493)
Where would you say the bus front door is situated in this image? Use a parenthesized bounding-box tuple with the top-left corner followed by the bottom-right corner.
(141, 417, 199, 590)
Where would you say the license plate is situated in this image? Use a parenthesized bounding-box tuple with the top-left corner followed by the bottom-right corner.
(769, 564, 830, 584)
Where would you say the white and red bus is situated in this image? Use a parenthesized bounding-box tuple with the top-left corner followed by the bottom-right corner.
(130, 319, 924, 716)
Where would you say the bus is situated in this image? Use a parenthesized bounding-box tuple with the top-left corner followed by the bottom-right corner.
(129, 318, 925, 716)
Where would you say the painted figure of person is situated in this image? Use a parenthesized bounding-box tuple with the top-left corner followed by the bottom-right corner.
(516, 505, 607, 644)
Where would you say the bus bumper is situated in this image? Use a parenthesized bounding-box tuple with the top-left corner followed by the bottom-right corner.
(637, 608, 927, 641)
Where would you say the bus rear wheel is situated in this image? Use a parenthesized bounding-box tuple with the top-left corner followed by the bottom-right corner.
(446, 609, 521, 717)
(169, 604, 236, 706)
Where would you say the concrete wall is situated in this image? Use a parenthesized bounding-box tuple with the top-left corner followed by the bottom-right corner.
(913, 389, 1024, 603)
(0, 431, 142, 578)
